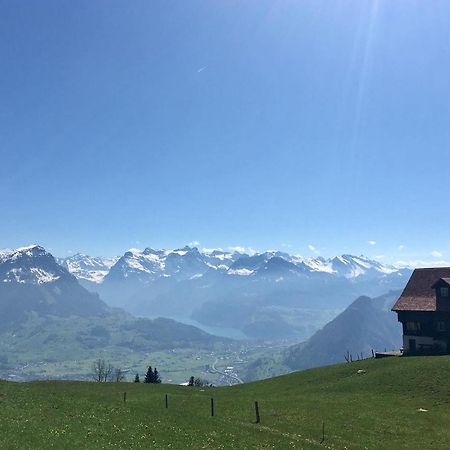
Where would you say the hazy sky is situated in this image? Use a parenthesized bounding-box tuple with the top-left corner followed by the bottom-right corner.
(2, 0, 450, 265)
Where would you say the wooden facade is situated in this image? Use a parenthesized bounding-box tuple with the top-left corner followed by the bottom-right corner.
(392, 268, 450, 355)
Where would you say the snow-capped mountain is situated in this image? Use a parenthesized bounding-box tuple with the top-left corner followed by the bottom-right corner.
(102, 246, 244, 284)
(0, 245, 71, 284)
(57, 254, 119, 284)
(326, 255, 399, 278)
(0, 245, 110, 326)
(301, 254, 401, 279)
(224, 252, 404, 280)
(104, 248, 166, 283)
(227, 252, 289, 276)
(59, 245, 408, 285)
(202, 248, 240, 269)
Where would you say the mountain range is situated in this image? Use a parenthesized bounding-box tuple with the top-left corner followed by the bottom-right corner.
(0, 244, 409, 381)
(58, 246, 406, 285)
(55, 245, 410, 340)
(0, 243, 411, 342)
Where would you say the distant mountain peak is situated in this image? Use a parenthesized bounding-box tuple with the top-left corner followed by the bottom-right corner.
(7, 243, 410, 289)
(57, 253, 118, 284)
(0, 244, 72, 285)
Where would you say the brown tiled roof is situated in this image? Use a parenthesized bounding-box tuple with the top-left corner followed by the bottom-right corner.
(392, 267, 450, 312)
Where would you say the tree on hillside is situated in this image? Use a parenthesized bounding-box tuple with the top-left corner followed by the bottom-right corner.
(92, 359, 113, 382)
(144, 366, 154, 384)
(187, 376, 209, 387)
(143, 365, 162, 384)
(153, 367, 162, 384)
(114, 367, 126, 382)
(134, 373, 140, 383)
(194, 377, 209, 387)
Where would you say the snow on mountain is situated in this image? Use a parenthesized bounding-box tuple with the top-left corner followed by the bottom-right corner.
(227, 268, 255, 276)
(302, 256, 335, 274)
(104, 246, 243, 284)
(327, 254, 399, 279)
(226, 252, 272, 275)
(0, 245, 71, 284)
(4, 243, 408, 286)
(105, 248, 166, 283)
(57, 254, 119, 284)
(202, 248, 241, 268)
(164, 246, 210, 279)
(101, 246, 401, 281)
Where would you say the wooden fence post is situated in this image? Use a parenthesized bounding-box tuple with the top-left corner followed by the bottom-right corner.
(211, 398, 215, 417)
(123, 392, 127, 403)
(165, 394, 168, 409)
(254, 401, 260, 424)
(320, 421, 325, 444)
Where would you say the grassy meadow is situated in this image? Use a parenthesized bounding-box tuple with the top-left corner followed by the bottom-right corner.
(1, 355, 450, 449)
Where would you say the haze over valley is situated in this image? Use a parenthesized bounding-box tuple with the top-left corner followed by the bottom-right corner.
(0, 243, 407, 383)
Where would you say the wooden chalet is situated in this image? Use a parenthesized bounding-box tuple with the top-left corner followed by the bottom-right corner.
(392, 267, 450, 354)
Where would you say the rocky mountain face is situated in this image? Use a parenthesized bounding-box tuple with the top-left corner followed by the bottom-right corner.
(57, 253, 118, 284)
(1, 245, 71, 284)
(0, 245, 109, 328)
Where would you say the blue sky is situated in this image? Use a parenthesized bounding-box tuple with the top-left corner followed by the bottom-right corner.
(1, 0, 450, 265)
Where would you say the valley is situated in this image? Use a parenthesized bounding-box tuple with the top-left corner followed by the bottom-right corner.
(0, 244, 407, 385)
(62, 245, 411, 341)
(0, 338, 290, 386)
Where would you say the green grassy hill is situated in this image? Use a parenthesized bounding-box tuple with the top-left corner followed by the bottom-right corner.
(1, 356, 450, 449)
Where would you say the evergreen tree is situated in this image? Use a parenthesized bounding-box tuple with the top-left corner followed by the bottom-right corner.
(134, 373, 140, 383)
(188, 376, 195, 386)
(153, 367, 162, 384)
(144, 366, 154, 384)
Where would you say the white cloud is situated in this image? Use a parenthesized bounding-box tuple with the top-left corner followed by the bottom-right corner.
(202, 247, 223, 254)
(189, 241, 200, 247)
(368, 240, 377, 246)
(228, 246, 256, 255)
(375, 255, 385, 259)
(398, 245, 405, 251)
(229, 246, 246, 253)
(197, 66, 207, 73)
(308, 244, 320, 255)
(431, 250, 443, 258)
(397, 259, 450, 268)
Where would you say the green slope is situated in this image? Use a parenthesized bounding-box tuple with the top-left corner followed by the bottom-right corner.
(1, 356, 450, 449)
(284, 292, 402, 371)
(0, 312, 234, 383)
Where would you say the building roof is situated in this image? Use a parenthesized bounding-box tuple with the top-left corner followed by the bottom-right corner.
(432, 278, 450, 288)
(392, 267, 450, 312)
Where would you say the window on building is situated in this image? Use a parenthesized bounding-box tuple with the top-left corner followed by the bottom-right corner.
(441, 287, 449, 297)
(437, 321, 446, 332)
(406, 321, 421, 331)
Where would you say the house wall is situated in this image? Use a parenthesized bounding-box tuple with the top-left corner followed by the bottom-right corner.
(403, 335, 447, 353)
(397, 311, 450, 354)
